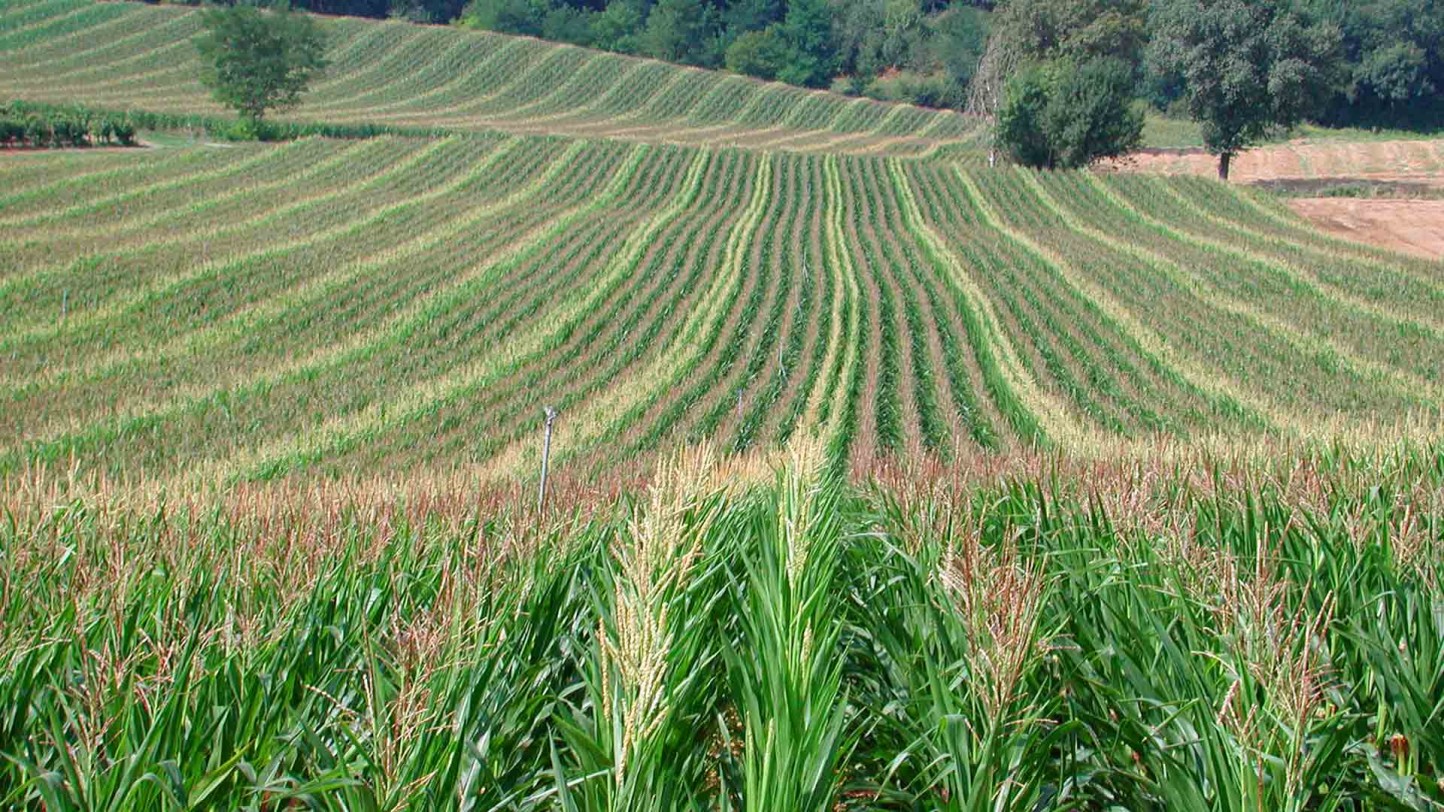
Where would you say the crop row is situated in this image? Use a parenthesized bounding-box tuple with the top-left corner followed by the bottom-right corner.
(0, 0, 976, 156)
(5, 135, 1444, 481)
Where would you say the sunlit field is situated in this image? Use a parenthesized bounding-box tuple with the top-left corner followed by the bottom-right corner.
(3, 0, 1444, 807)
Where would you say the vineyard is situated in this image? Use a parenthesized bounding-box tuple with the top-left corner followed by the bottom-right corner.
(4, 0, 1444, 808)
(0, 0, 978, 156)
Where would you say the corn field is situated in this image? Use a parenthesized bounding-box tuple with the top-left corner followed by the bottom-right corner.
(4, 0, 1444, 808)
(0, 0, 978, 156)
(1, 444, 1442, 809)
(4, 137, 1444, 484)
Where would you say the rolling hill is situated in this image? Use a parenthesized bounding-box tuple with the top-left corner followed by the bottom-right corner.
(0, 0, 979, 156)
(3, 0, 1444, 486)
(5, 3, 1444, 806)
(3, 135, 1443, 484)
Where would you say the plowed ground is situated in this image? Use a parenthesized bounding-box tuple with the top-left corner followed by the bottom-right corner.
(1109, 139, 1444, 260)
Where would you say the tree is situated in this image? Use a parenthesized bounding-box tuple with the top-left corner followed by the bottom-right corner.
(1150, 0, 1339, 180)
(195, 3, 328, 137)
(775, 0, 836, 87)
(991, 0, 1147, 66)
(996, 56, 1142, 168)
(643, 0, 718, 64)
(726, 27, 788, 79)
(996, 64, 1054, 165)
(1295, 0, 1443, 128)
(1043, 56, 1142, 166)
(590, 0, 645, 53)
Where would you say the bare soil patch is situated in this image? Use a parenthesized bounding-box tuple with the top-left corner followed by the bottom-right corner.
(1106, 139, 1444, 260)
(1288, 198, 1444, 260)
(1105, 139, 1444, 182)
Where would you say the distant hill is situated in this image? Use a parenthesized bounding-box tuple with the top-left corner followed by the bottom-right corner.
(0, 0, 980, 156)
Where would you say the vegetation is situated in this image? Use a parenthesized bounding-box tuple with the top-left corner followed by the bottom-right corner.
(1, 133, 1442, 483)
(195, 2, 329, 138)
(1148, 0, 1340, 179)
(3, 1, 1444, 808)
(995, 55, 1142, 168)
(0, 102, 136, 148)
(0, 0, 976, 156)
(1, 444, 1441, 809)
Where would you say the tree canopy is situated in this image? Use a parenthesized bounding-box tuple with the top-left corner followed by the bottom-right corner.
(997, 56, 1142, 167)
(1150, 0, 1339, 178)
(195, 3, 328, 136)
(165, 0, 1443, 146)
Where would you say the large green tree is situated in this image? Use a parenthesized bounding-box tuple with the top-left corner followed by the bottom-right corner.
(643, 0, 720, 64)
(775, 0, 836, 87)
(997, 56, 1142, 168)
(1150, 0, 1339, 179)
(195, 3, 328, 136)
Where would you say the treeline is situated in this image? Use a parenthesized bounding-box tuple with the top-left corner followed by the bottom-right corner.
(150, 0, 1442, 130)
(455, 0, 991, 107)
(0, 103, 137, 148)
(1149, 0, 1444, 129)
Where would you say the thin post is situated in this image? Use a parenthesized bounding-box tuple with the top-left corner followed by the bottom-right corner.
(537, 406, 558, 511)
(737, 389, 744, 424)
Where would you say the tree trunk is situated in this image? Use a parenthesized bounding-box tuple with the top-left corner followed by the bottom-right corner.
(1218, 152, 1232, 181)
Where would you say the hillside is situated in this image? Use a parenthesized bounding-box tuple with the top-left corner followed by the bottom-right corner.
(4, 134, 1443, 484)
(0, 0, 978, 156)
(6, 1, 1444, 806)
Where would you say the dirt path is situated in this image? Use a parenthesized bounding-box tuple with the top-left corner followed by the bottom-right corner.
(1287, 198, 1444, 261)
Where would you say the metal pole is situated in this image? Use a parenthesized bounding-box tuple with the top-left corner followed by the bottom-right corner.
(538, 406, 557, 511)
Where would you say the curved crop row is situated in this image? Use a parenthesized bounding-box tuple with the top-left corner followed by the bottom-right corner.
(0, 0, 976, 156)
(4, 133, 1444, 480)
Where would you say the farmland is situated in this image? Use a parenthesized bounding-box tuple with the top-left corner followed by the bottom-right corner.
(3, 137, 1444, 486)
(3, 0, 1444, 808)
(0, 0, 978, 155)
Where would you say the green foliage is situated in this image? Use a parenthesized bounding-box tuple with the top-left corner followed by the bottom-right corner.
(927, 5, 989, 86)
(460, 0, 549, 35)
(1149, 0, 1340, 178)
(993, 0, 1148, 66)
(1293, 0, 1444, 128)
(643, 0, 720, 65)
(541, 3, 595, 45)
(2, 449, 1442, 808)
(997, 57, 1142, 168)
(0, 103, 137, 148)
(195, 3, 329, 129)
(773, 0, 835, 87)
(725, 27, 788, 80)
(589, 0, 645, 52)
(863, 68, 966, 108)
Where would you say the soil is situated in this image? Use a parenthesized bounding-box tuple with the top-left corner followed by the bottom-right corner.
(1107, 139, 1444, 260)
(1286, 198, 1444, 261)
(1105, 139, 1444, 182)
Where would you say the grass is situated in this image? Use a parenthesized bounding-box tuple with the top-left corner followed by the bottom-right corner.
(1142, 111, 1444, 151)
(1, 442, 1441, 809)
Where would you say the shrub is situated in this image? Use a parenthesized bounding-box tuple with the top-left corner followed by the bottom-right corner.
(0, 116, 23, 146)
(997, 57, 1142, 169)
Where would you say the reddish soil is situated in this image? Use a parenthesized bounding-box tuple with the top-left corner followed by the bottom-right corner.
(1107, 139, 1444, 260)
(1287, 198, 1444, 261)
(1106, 139, 1444, 182)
